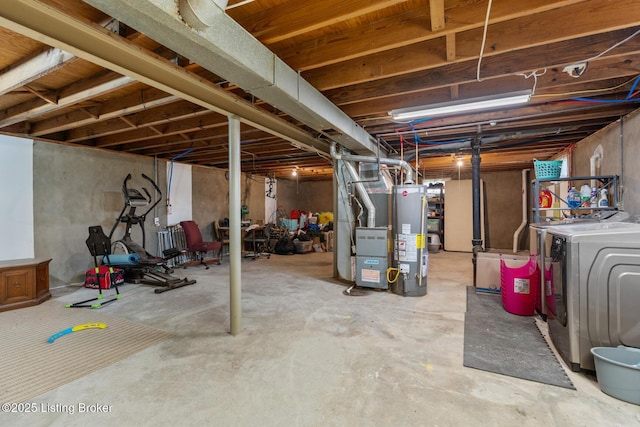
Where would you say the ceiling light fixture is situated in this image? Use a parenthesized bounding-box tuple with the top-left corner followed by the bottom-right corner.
(389, 90, 532, 121)
(292, 168, 298, 176)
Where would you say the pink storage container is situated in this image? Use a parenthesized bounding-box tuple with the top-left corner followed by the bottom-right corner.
(543, 264, 556, 315)
(500, 255, 539, 316)
(534, 264, 556, 315)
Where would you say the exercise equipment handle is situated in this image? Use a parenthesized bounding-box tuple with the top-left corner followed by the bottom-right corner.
(141, 173, 162, 218)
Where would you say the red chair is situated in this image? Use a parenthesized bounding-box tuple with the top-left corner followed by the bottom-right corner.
(179, 220, 222, 269)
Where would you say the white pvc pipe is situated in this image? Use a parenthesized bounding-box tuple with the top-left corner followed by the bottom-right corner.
(590, 144, 604, 188)
(512, 168, 528, 253)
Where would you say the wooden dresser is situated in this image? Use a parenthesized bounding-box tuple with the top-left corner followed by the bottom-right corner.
(0, 258, 52, 312)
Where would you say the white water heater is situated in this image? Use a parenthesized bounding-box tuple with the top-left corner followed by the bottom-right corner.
(392, 185, 428, 296)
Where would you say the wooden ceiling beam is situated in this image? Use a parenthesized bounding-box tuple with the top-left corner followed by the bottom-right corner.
(233, 0, 414, 45)
(67, 101, 212, 144)
(430, 0, 445, 32)
(326, 43, 640, 110)
(121, 127, 271, 153)
(275, 0, 586, 70)
(30, 87, 178, 137)
(314, 26, 640, 95)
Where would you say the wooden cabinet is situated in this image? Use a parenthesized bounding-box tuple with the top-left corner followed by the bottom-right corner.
(0, 258, 51, 312)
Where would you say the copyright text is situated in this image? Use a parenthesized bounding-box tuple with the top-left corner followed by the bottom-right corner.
(1, 402, 112, 414)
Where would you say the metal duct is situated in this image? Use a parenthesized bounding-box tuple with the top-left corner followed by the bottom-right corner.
(330, 143, 414, 185)
(0, 0, 326, 154)
(343, 160, 376, 228)
(179, 0, 228, 29)
(85, 0, 381, 157)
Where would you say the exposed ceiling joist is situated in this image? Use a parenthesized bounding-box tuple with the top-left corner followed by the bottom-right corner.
(0, 0, 638, 181)
(0, 0, 328, 156)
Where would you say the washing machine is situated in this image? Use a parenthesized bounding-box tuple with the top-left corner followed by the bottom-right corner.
(538, 220, 640, 371)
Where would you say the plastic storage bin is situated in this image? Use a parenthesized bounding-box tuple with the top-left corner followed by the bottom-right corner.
(591, 346, 640, 405)
(294, 240, 312, 254)
(533, 159, 563, 180)
(500, 255, 539, 316)
(427, 233, 441, 252)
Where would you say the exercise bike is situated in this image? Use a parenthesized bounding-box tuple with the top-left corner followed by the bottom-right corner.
(107, 173, 196, 293)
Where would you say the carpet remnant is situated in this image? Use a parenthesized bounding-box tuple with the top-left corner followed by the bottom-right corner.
(463, 286, 574, 389)
(0, 301, 172, 403)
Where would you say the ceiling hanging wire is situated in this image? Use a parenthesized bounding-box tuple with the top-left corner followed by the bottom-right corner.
(517, 68, 547, 96)
(226, 0, 256, 10)
(476, 0, 493, 82)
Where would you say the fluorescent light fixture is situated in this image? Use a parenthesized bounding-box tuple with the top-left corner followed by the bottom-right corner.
(389, 90, 532, 121)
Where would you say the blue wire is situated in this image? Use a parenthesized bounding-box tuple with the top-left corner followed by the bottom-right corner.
(626, 75, 640, 99)
(168, 149, 195, 202)
(572, 75, 640, 103)
(571, 97, 635, 104)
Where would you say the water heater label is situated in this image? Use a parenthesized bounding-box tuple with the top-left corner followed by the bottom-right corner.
(364, 259, 379, 265)
(396, 234, 418, 262)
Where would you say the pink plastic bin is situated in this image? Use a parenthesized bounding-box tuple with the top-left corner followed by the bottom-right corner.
(500, 255, 539, 316)
(535, 264, 556, 315)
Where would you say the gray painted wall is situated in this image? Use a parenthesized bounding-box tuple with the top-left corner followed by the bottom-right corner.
(32, 141, 273, 286)
(572, 108, 640, 215)
(276, 178, 334, 216)
(33, 142, 167, 286)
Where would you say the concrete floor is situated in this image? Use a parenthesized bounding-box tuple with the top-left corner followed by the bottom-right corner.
(2, 250, 639, 426)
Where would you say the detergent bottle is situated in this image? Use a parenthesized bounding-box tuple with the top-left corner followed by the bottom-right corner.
(580, 184, 591, 207)
(598, 188, 609, 208)
(567, 187, 581, 209)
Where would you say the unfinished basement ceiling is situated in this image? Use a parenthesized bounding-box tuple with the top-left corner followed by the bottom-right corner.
(0, 0, 639, 181)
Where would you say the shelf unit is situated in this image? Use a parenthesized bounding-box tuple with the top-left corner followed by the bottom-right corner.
(427, 184, 445, 247)
(531, 175, 619, 223)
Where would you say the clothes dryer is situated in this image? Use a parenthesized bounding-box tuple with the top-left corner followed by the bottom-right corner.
(541, 221, 640, 371)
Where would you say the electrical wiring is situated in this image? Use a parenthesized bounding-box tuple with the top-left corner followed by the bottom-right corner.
(583, 28, 640, 62)
(571, 97, 640, 104)
(571, 75, 640, 103)
(397, 123, 471, 147)
(562, 27, 640, 78)
(533, 75, 640, 98)
(516, 69, 546, 95)
(476, 0, 493, 82)
(167, 148, 195, 209)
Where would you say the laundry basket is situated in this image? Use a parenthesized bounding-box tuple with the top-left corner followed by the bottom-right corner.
(533, 159, 563, 180)
(500, 255, 539, 316)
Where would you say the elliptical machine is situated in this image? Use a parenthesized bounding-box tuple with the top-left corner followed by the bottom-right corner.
(107, 173, 196, 293)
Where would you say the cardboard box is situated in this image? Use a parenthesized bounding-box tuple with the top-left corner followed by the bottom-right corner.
(475, 253, 531, 290)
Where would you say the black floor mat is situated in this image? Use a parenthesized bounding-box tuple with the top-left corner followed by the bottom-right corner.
(463, 286, 575, 389)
